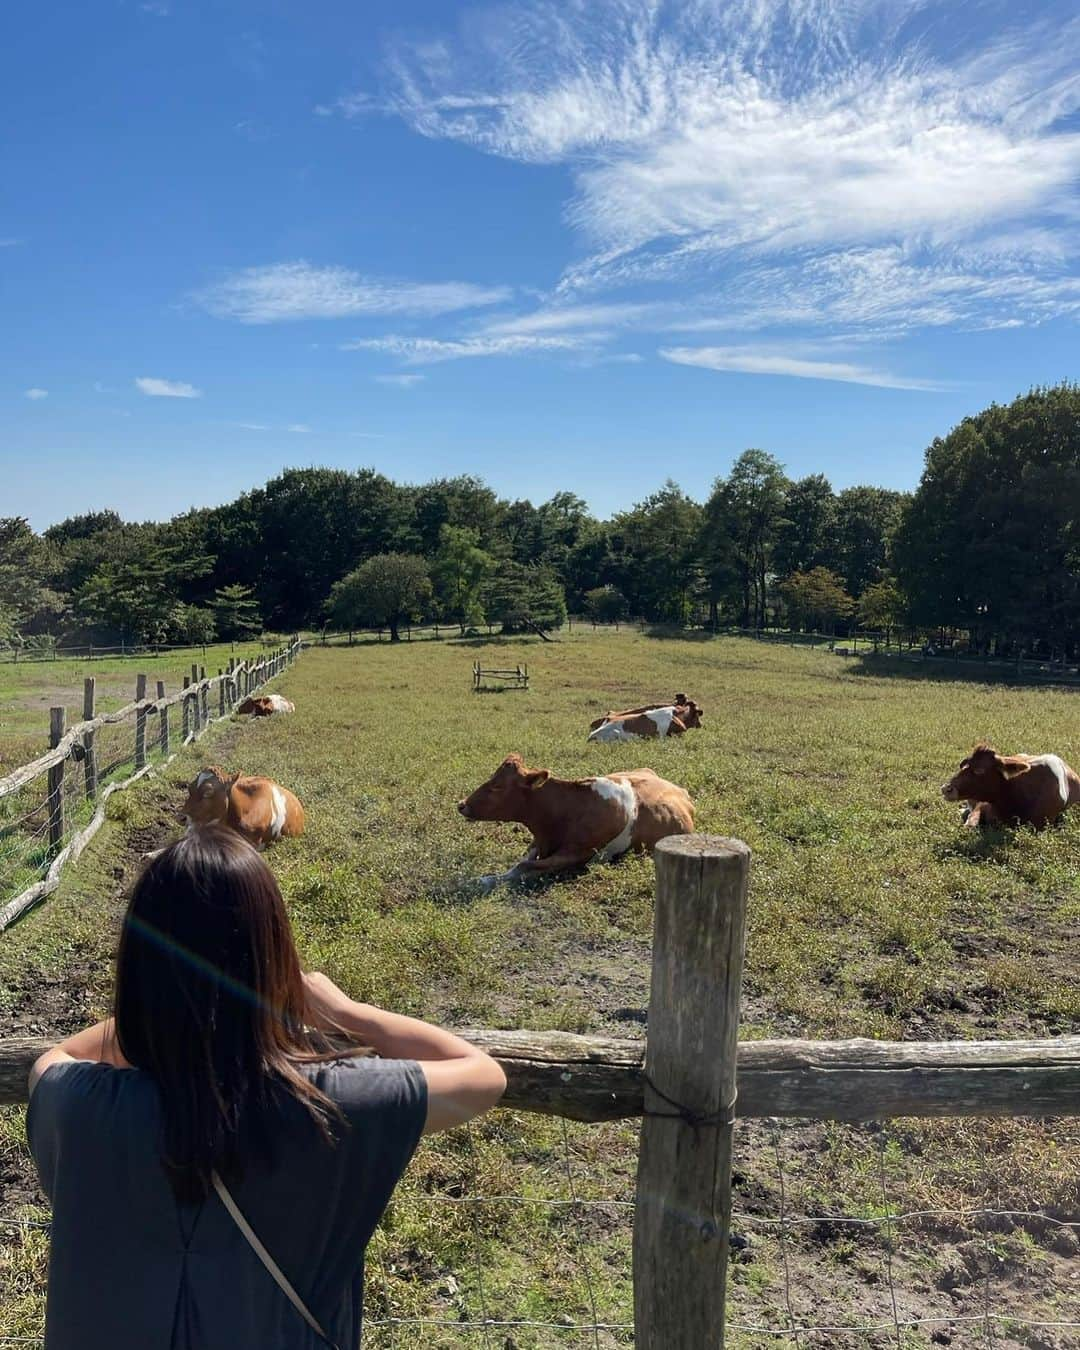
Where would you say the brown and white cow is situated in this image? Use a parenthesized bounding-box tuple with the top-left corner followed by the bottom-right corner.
(589, 695, 702, 741)
(458, 753, 694, 889)
(180, 766, 305, 848)
(237, 693, 295, 717)
(941, 745, 1080, 830)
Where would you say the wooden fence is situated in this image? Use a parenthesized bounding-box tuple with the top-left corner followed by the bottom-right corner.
(0, 638, 303, 932)
(1, 835, 1077, 1345)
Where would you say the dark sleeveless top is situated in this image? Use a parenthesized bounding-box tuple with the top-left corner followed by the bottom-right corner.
(28, 1056, 427, 1348)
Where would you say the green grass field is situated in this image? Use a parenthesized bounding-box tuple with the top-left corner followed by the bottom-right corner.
(2, 633, 1079, 1347)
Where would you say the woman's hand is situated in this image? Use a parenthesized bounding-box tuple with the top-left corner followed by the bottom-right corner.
(300, 972, 506, 1133)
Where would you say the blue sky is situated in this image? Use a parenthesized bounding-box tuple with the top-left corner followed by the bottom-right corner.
(3, 0, 1079, 531)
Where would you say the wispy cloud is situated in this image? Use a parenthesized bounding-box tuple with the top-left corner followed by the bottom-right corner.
(374, 373, 427, 387)
(660, 344, 947, 391)
(366, 0, 1080, 331)
(229, 420, 314, 432)
(136, 376, 202, 398)
(286, 423, 312, 433)
(195, 261, 511, 323)
(346, 333, 585, 363)
(24, 388, 48, 400)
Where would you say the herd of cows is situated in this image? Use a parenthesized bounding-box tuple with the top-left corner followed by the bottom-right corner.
(160, 691, 1080, 891)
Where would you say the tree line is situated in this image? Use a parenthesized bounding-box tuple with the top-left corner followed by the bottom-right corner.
(2, 384, 1077, 655)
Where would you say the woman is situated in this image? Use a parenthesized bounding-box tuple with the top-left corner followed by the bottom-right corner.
(27, 826, 506, 1349)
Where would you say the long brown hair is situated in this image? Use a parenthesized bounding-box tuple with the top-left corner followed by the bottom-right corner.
(114, 827, 348, 1203)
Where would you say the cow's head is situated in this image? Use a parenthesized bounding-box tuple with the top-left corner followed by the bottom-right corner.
(941, 745, 1025, 802)
(677, 699, 703, 729)
(181, 766, 237, 826)
(458, 754, 550, 822)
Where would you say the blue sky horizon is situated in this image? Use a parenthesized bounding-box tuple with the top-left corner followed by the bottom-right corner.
(3, 0, 1078, 532)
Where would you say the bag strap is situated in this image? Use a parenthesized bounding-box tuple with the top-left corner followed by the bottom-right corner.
(212, 1171, 341, 1350)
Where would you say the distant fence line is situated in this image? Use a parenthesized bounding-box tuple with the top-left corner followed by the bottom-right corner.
(1, 836, 1078, 1346)
(0, 635, 293, 665)
(0, 638, 303, 932)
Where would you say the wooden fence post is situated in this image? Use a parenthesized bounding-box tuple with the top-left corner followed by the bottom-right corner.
(157, 680, 169, 757)
(182, 676, 191, 741)
(633, 835, 751, 1350)
(47, 708, 66, 851)
(218, 669, 225, 718)
(134, 674, 148, 770)
(199, 666, 208, 727)
(82, 678, 97, 802)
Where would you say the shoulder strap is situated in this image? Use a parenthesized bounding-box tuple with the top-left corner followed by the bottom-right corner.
(212, 1171, 341, 1350)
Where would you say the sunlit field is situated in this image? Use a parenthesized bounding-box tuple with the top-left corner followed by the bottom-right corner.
(2, 633, 1078, 1347)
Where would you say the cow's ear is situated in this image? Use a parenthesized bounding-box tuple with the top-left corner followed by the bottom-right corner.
(1000, 759, 1030, 780)
(525, 769, 550, 789)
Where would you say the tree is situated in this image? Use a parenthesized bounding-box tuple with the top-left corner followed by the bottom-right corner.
(857, 578, 907, 644)
(610, 483, 703, 624)
(173, 604, 217, 646)
(778, 568, 854, 632)
(583, 585, 627, 624)
(834, 486, 907, 598)
(213, 584, 262, 641)
(72, 534, 213, 644)
(893, 385, 1080, 654)
(483, 562, 567, 633)
(327, 553, 432, 641)
(432, 526, 495, 634)
(773, 475, 837, 577)
(702, 451, 788, 628)
(0, 518, 59, 639)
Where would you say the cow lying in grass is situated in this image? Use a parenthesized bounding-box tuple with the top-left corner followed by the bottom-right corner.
(941, 745, 1080, 830)
(237, 693, 295, 716)
(588, 695, 702, 742)
(180, 766, 305, 849)
(458, 753, 694, 890)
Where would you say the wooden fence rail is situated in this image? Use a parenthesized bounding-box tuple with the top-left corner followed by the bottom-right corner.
(1, 835, 1077, 1346)
(0, 638, 303, 932)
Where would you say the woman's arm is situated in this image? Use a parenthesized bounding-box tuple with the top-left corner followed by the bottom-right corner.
(29, 1019, 130, 1096)
(303, 973, 506, 1134)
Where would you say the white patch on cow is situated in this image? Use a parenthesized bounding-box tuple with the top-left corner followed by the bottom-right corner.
(265, 694, 294, 713)
(1027, 754, 1069, 807)
(592, 776, 638, 860)
(588, 720, 639, 742)
(269, 785, 288, 838)
(644, 706, 677, 737)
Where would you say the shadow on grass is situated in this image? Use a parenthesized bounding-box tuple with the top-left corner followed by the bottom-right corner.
(847, 652, 1080, 690)
(639, 626, 719, 642)
(934, 824, 1015, 863)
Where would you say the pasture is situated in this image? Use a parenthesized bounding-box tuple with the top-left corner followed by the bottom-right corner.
(0, 642, 270, 766)
(2, 632, 1079, 1347)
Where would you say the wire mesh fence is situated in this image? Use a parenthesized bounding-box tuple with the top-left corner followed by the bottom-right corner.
(2, 1112, 1077, 1348)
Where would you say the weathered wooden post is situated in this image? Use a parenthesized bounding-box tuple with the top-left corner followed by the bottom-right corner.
(82, 678, 97, 802)
(157, 680, 169, 758)
(199, 666, 208, 726)
(47, 708, 66, 851)
(218, 669, 225, 718)
(182, 676, 192, 741)
(134, 674, 148, 770)
(633, 835, 750, 1350)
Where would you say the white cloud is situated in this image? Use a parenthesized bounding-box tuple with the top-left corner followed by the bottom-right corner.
(287, 423, 313, 433)
(196, 261, 512, 323)
(374, 373, 427, 387)
(660, 344, 946, 391)
(346, 333, 585, 363)
(24, 388, 48, 400)
(372, 0, 1080, 328)
(135, 376, 202, 398)
(480, 300, 656, 337)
